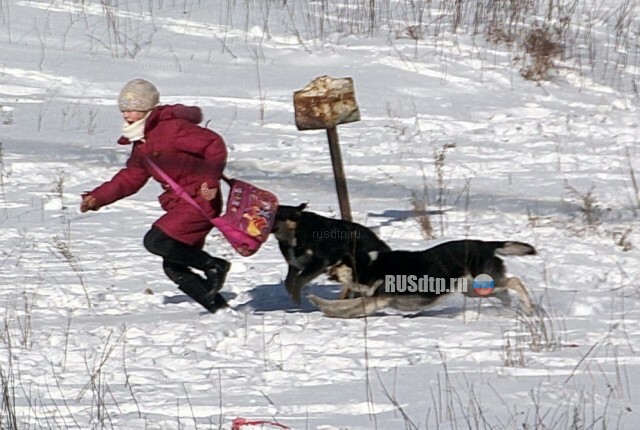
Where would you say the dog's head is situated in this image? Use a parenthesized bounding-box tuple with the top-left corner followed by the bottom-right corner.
(274, 203, 307, 222)
(271, 203, 307, 236)
(328, 260, 354, 284)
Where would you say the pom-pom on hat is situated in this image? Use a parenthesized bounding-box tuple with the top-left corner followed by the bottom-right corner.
(118, 79, 160, 112)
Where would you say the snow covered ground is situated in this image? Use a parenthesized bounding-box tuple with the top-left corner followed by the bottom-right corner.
(1, 0, 639, 428)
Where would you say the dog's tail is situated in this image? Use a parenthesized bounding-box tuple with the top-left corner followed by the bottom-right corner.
(494, 241, 537, 256)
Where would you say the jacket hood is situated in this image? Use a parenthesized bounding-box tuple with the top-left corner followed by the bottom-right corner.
(154, 104, 203, 124)
(117, 104, 203, 145)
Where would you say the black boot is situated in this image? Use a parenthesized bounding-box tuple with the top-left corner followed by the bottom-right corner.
(165, 262, 228, 313)
(203, 257, 231, 295)
(179, 282, 229, 313)
(145, 227, 231, 296)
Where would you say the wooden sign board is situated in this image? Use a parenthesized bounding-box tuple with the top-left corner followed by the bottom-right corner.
(293, 76, 361, 130)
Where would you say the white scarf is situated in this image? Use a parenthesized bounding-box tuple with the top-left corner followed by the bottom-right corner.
(122, 111, 152, 142)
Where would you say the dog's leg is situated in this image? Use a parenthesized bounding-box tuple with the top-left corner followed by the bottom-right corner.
(338, 281, 379, 299)
(350, 279, 383, 297)
(308, 295, 392, 318)
(284, 265, 302, 301)
(338, 286, 352, 300)
(328, 264, 356, 299)
(286, 258, 327, 304)
(498, 277, 533, 315)
(330, 264, 381, 299)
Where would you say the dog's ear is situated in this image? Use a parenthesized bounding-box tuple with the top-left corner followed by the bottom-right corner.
(287, 203, 308, 220)
(275, 204, 306, 222)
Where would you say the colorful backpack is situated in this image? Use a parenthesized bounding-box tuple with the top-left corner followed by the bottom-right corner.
(145, 157, 278, 257)
(212, 177, 279, 256)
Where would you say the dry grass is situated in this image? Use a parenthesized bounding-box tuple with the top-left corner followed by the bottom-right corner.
(520, 24, 564, 81)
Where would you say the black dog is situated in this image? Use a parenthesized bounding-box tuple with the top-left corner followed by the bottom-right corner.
(271, 204, 391, 304)
(309, 240, 537, 318)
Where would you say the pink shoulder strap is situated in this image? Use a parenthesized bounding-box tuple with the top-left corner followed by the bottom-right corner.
(145, 157, 216, 223)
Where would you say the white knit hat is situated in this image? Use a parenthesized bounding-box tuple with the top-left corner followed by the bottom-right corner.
(118, 79, 160, 111)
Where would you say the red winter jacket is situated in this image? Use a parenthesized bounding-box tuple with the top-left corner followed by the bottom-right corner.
(88, 104, 227, 247)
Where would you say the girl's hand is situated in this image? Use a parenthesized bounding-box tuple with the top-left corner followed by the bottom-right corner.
(80, 195, 100, 212)
(200, 182, 218, 201)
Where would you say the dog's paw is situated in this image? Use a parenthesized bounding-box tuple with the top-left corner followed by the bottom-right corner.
(284, 282, 303, 305)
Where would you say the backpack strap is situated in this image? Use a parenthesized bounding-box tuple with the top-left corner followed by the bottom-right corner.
(145, 156, 217, 223)
(221, 174, 234, 186)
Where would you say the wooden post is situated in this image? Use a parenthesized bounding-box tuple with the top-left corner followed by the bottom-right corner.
(293, 76, 360, 221)
(326, 126, 352, 221)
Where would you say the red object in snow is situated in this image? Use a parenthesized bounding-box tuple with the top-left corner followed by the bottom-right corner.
(231, 417, 291, 430)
